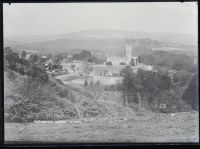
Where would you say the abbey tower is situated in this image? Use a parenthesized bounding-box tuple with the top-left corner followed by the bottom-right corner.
(125, 43, 132, 64)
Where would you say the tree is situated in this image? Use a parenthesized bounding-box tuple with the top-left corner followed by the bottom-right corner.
(90, 80, 93, 86)
(19, 67, 25, 75)
(105, 61, 112, 65)
(136, 69, 159, 110)
(138, 56, 142, 63)
(121, 66, 139, 107)
(153, 70, 172, 110)
(6, 51, 19, 70)
(47, 53, 52, 59)
(79, 50, 92, 60)
(147, 55, 155, 65)
(173, 70, 191, 86)
(130, 59, 136, 66)
(87, 56, 98, 63)
(120, 66, 172, 110)
(72, 50, 92, 60)
(137, 55, 155, 65)
(70, 64, 75, 71)
(83, 63, 93, 75)
(172, 62, 184, 70)
(4, 47, 12, 55)
(182, 73, 198, 110)
(29, 54, 38, 63)
(120, 62, 126, 65)
(53, 53, 64, 65)
(21, 50, 27, 59)
(84, 80, 88, 87)
(96, 80, 100, 86)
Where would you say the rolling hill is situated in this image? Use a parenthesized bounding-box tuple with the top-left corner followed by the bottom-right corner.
(4, 28, 197, 55)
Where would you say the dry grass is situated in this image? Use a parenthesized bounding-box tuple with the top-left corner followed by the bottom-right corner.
(5, 111, 198, 143)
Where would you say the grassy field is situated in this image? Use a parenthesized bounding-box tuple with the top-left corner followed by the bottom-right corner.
(55, 72, 123, 85)
(5, 111, 198, 143)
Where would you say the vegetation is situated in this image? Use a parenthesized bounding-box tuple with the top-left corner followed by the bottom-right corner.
(53, 53, 64, 65)
(71, 50, 103, 64)
(120, 62, 126, 65)
(173, 70, 192, 86)
(83, 63, 93, 75)
(4, 44, 197, 123)
(72, 50, 92, 60)
(105, 61, 112, 65)
(7, 73, 79, 122)
(182, 72, 198, 111)
(120, 66, 191, 112)
(139, 51, 195, 72)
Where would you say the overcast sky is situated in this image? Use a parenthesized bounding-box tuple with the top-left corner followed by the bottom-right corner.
(3, 2, 198, 37)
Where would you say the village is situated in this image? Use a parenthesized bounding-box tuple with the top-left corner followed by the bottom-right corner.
(7, 40, 185, 114)
(25, 43, 154, 86)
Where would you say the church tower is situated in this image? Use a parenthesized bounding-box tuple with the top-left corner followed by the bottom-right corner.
(125, 43, 132, 63)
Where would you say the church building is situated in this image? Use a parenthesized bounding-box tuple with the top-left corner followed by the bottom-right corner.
(106, 43, 138, 66)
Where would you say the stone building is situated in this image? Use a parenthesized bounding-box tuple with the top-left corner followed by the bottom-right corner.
(106, 43, 138, 66)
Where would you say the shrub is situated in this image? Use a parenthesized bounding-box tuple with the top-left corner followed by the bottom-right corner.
(173, 70, 192, 86)
(120, 62, 126, 65)
(105, 61, 112, 65)
(9, 101, 41, 122)
(18, 67, 25, 75)
(7, 70, 16, 80)
(27, 65, 49, 83)
(57, 88, 68, 98)
(8, 77, 53, 122)
(84, 80, 88, 87)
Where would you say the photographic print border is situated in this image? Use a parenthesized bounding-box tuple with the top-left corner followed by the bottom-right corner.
(0, 0, 199, 148)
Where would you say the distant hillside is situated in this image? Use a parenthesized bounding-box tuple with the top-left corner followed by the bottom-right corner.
(4, 29, 197, 55)
(5, 37, 126, 55)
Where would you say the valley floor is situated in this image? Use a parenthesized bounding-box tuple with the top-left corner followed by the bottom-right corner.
(5, 111, 199, 143)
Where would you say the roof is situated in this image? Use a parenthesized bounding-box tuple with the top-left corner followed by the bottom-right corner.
(42, 56, 47, 59)
(45, 59, 53, 64)
(25, 54, 30, 60)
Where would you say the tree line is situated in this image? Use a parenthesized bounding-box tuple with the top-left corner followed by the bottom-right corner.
(120, 66, 197, 112)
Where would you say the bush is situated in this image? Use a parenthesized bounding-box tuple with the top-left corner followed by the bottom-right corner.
(57, 88, 68, 98)
(81, 101, 107, 117)
(8, 77, 52, 122)
(105, 61, 112, 65)
(120, 62, 126, 65)
(7, 70, 16, 80)
(27, 65, 49, 83)
(9, 101, 41, 122)
(104, 83, 122, 91)
(18, 67, 25, 75)
(173, 70, 192, 86)
(84, 80, 88, 87)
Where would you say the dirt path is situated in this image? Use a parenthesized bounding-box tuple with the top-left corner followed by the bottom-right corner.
(5, 111, 198, 143)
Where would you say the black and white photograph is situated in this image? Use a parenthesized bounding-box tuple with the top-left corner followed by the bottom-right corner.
(3, 2, 199, 143)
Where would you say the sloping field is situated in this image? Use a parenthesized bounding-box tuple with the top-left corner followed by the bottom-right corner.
(5, 111, 198, 142)
(4, 69, 134, 121)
